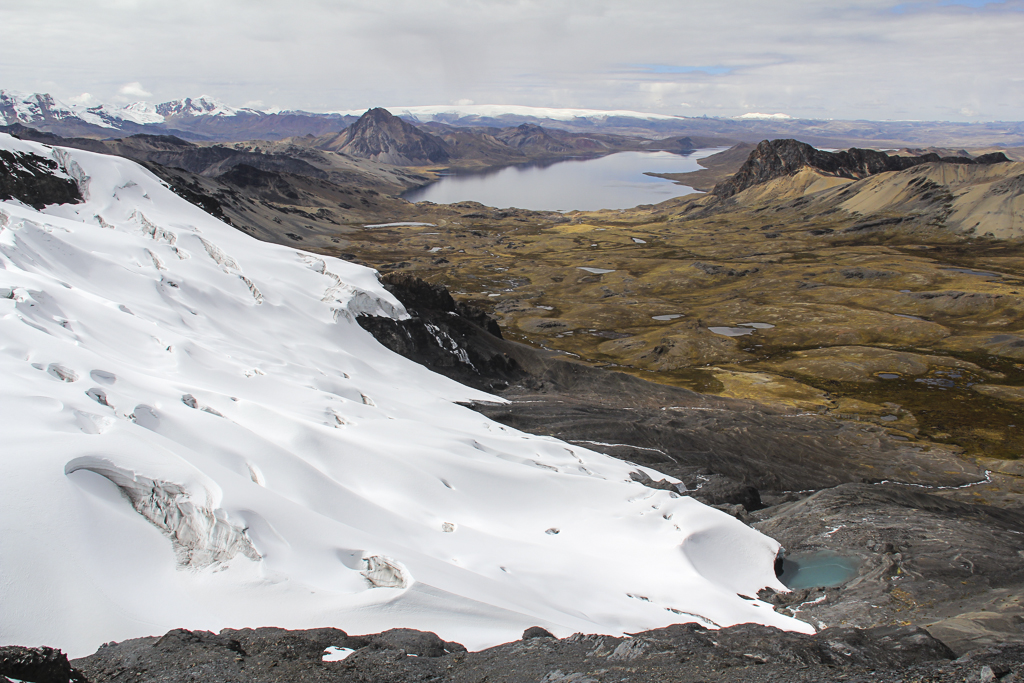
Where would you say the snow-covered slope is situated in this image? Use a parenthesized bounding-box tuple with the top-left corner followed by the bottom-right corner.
(0, 132, 810, 657)
(88, 101, 167, 126)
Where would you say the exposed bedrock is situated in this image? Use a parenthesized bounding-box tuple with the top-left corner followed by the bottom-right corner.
(356, 272, 527, 392)
(65, 622, 1024, 683)
(0, 148, 82, 209)
(64, 458, 261, 569)
(0, 645, 86, 683)
(753, 483, 1024, 653)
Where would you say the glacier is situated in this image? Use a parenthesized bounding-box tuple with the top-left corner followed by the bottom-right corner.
(0, 132, 811, 657)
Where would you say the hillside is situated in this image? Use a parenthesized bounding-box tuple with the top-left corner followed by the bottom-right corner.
(693, 139, 1024, 239)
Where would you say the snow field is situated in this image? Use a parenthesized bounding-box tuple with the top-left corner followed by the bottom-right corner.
(0, 133, 811, 657)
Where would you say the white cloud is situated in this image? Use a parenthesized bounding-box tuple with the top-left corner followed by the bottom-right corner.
(118, 82, 152, 99)
(453, 98, 474, 106)
(1, 0, 1022, 121)
(67, 92, 96, 106)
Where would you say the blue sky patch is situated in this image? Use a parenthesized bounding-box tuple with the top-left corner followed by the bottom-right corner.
(892, 0, 1010, 12)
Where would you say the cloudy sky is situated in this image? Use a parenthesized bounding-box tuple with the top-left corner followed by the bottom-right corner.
(2, 0, 1022, 121)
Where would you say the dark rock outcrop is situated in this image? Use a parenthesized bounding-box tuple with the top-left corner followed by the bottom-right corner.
(356, 273, 524, 392)
(0, 148, 82, 209)
(328, 108, 450, 166)
(713, 138, 1011, 198)
(752, 483, 1024, 641)
(522, 627, 556, 640)
(684, 473, 763, 512)
(64, 622, 1019, 683)
(0, 645, 86, 683)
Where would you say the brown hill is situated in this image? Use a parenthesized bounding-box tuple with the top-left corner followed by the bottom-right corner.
(689, 140, 1023, 239)
(712, 138, 1010, 198)
(494, 123, 574, 154)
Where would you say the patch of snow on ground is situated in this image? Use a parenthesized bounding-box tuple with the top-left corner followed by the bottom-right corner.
(0, 132, 811, 657)
(323, 646, 355, 662)
(363, 222, 437, 228)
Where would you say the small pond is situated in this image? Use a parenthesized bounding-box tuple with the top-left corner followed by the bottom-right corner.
(779, 551, 860, 590)
(708, 322, 776, 337)
(402, 149, 727, 211)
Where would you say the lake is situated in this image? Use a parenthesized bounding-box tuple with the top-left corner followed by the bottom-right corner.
(401, 149, 726, 212)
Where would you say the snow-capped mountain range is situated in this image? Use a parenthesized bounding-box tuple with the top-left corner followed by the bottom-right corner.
(0, 90, 269, 129)
(9, 87, 1017, 150)
(0, 132, 808, 657)
(0, 89, 805, 144)
(0, 89, 688, 133)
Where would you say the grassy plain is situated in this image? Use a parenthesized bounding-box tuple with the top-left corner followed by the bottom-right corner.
(322, 190, 1024, 464)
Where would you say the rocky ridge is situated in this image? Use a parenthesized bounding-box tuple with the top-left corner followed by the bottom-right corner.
(712, 138, 1011, 198)
(0, 147, 82, 209)
(5, 622, 1023, 683)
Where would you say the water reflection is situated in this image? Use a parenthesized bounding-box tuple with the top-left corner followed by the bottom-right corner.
(401, 149, 727, 212)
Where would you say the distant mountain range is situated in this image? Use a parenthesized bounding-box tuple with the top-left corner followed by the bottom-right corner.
(0, 90, 354, 141)
(4, 88, 1024, 148)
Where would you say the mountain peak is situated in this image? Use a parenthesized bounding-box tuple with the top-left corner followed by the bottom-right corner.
(329, 107, 450, 165)
(0, 89, 81, 126)
(156, 95, 239, 118)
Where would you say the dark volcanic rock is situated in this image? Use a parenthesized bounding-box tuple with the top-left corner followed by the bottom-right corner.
(713, 138, 1010, 198)
(63, 622, 1004, 683)
(357, 273, 526, 392)
(363, 629, 466, 657)
(0, 148, 82, 209)
(522, 627, 556, 640)
(0, 645, 85, 683)
(330, 108, 450, 166)
(684, 473, 763, 511)
(72, 627, 460, 683)
(752, 483, 1024, 639)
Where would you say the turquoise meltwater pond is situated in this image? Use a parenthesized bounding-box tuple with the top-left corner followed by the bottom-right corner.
(779, 551, 860, 589)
